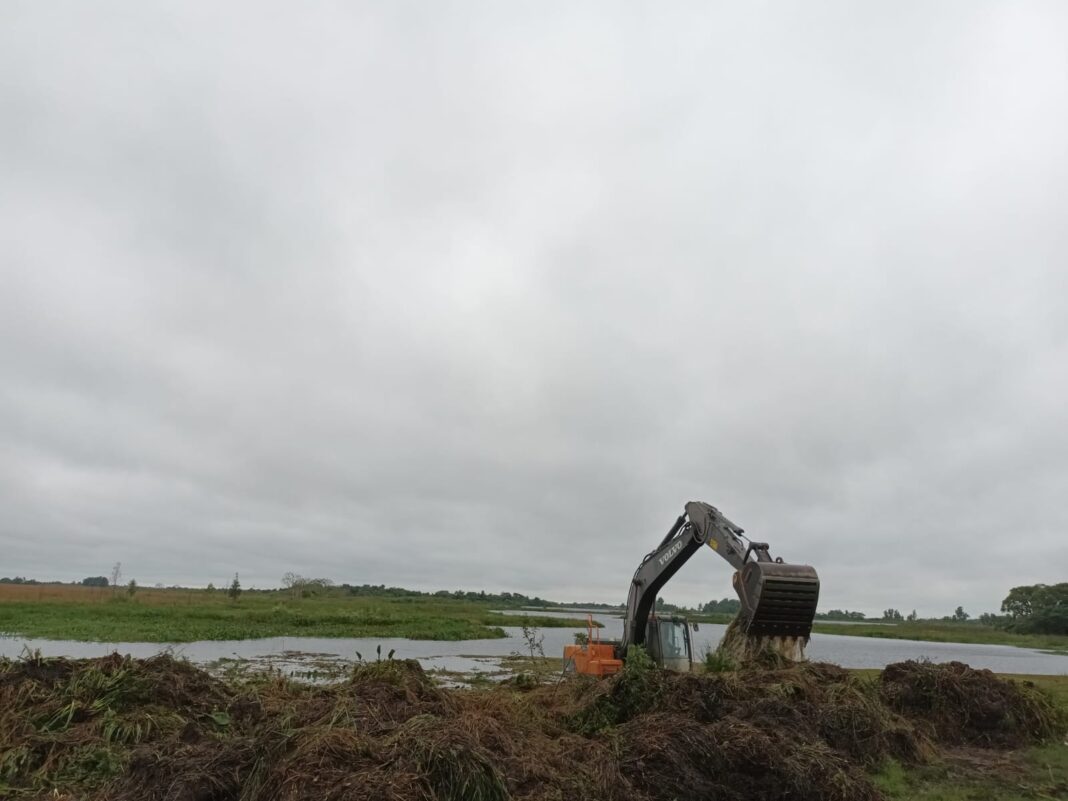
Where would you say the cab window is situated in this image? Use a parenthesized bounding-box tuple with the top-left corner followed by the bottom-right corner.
(659, 621, 688, 659)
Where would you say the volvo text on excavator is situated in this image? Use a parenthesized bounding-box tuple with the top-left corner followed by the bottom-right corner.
(563, 501, 820, 676)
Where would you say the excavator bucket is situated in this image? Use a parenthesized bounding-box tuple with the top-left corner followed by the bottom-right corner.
(734, 561, 820, 638)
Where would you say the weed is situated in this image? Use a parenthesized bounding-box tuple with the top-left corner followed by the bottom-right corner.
(702, 646, 735, 673)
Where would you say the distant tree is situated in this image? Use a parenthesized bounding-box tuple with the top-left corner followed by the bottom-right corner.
(906, 610, 918, 622)
(882, 608, 903, 622)
(281, 572, 304, 598)
(819, 609, 867, 621)
(228, 573, 242, 602)
(1001, 585, 1040, 620)
(952, 606, 969, 622)
(281, 573, 333, 598)
(701, 598, 742, 615)
(1001, 583, 1068, 635)
(110, 562, 122, 595)
(81, 576, 109, 587)
(206, 582, 216, 592)
(126, 579, 137, 597)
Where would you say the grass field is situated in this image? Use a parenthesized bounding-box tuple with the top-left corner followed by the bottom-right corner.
(875, 743, 1068, 801)
(663, 609, 1068, 654)
(0, 584, 590, 642)
(3, 584, 1067, 654)
(814, 621, 1068, 655)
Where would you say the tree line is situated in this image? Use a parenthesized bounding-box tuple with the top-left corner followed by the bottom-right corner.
(998, 583, 1068, 634)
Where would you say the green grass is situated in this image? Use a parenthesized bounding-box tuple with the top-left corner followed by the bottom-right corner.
(815, 621, 1068, 654)
(863, 671, 1068, 801)
(873, 743, 1068, 801)
(0, 592, 592, 643)
(669, 614, 1068, 654)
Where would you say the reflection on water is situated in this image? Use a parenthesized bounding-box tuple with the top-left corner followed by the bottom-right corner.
(2, 610, 1066, 676)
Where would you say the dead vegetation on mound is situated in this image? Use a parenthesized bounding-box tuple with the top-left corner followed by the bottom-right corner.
(713, 616, 807, 667)
(880, 660, 1066, 747)
(1, 651, 1063, 801)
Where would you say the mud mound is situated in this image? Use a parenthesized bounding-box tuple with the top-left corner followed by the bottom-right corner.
(880, 660, 1067, 747)
(572, 657, 931, 766)
(1, 652, 1064, 801)
(110, 738, 256, 801)
(618, 712, 879, 801)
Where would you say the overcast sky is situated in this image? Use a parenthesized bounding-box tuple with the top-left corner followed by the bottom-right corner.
(2, 2, 1066, 616)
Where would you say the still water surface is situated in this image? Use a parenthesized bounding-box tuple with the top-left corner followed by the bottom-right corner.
(2, 610, 1065, 676)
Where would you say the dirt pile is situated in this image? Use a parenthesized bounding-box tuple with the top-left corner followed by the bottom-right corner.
(1, 652, 1063, 801)
(879, 660, 1066, 747)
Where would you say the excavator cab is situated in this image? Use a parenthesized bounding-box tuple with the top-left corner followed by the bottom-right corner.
(644, 615, 693, 672)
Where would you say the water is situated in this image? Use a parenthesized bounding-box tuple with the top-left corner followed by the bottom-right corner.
(2, 611, 1065, 676)
(499, 609, 1068, 674)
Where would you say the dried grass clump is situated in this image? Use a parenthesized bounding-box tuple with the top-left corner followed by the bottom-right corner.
(714, 616, 807, 668)
(0, 652, 242, 797)
(1, 650, 1064, 801)
(617, 712, 880, 801)
(880, 660, 1067, 747)
(109, 737, 256, 801)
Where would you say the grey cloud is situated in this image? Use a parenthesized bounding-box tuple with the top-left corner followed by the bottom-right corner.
(2, 1, 1066, 616)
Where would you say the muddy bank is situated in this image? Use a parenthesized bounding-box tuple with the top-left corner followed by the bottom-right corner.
(0, 651, 1064, 800)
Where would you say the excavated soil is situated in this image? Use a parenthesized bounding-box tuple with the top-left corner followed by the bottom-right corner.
(1, 652, 1064, 801)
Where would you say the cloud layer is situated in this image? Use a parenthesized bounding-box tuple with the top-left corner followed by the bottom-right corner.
(3, 1, 1066, 615)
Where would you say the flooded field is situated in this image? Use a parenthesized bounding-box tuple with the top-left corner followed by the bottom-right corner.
(3, 609, 1067, 677)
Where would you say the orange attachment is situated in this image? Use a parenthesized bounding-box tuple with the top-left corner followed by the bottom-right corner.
(563, 615, 623, 677)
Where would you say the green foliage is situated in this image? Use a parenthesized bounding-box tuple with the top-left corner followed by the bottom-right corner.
(81, 576, 109, 587)
(882, 608, 904, 622)
(1002, 583, 1068, 635)
(700, 597, 742, 615)
(342, 582, 556, 608)
(517, 623, 544, 661)
(813, 620, 1068, 653)
(50, 744, 126, 786)
(571, 645, 662, 734)
(228, 573, 242, 602)
(819, 609, 867, 620)
(873, 743, 1068, 801)
(126, 579, 137, 597)
(0, 593, 591, 643)
(702, 648, 735, 673)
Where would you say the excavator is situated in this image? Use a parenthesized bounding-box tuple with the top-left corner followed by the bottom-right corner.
(564, 501, 820, 676)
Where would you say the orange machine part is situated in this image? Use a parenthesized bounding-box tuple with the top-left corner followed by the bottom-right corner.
(564, 615, 623, 677)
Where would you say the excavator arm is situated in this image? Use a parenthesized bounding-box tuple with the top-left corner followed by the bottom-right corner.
(621, 501, 820, 651)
